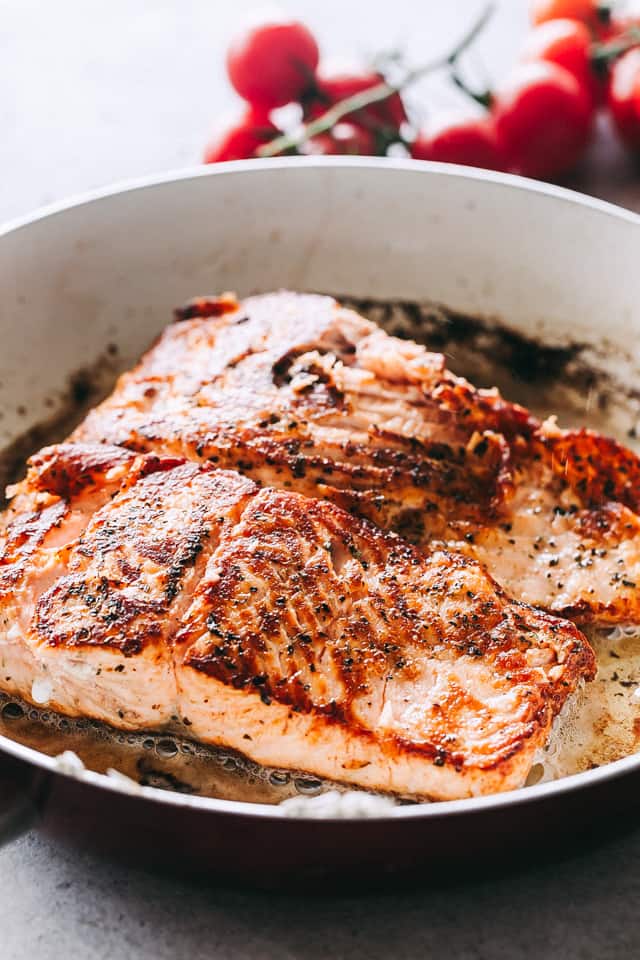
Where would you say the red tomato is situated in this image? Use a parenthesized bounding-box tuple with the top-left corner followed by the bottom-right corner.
(530, 0, 609, 30)
(522, 18, 601, 104)
(608, 47, 640, 149)
(203, 112, 280, 162)
(493, 61, 594, 178)
(303, 122, 376, 155)
(411, 117, 506, 170)
(226, 19, 319, 109)
(314, 71, 407, 130)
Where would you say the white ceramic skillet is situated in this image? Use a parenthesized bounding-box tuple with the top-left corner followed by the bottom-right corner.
(0, 158, 639, 885)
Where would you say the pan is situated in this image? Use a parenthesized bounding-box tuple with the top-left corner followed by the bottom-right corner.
(1, 158, 639, 884)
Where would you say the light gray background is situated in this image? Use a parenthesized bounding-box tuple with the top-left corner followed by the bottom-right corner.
(2, 2, 640, 956)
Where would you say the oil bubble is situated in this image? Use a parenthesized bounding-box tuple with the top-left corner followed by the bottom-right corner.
(294, 777, 323, 796)
(269, 770, 290, 787)
(1, 702, 24, 720)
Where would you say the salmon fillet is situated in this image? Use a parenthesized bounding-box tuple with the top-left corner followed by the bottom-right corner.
(0, 444, 594, 799)
(0, 444, 254, 726)
(73, 291, 640, 625)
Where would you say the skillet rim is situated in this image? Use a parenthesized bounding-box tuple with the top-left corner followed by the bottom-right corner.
(2, 155, 640, 241)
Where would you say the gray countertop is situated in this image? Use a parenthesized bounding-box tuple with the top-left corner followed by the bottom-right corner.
(2, 2, 640, 956)
(3, 825, 640, 958)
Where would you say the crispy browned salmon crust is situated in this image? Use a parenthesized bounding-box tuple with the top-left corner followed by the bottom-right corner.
(0, 444, 594, 799)
(73, 291, 640, 625)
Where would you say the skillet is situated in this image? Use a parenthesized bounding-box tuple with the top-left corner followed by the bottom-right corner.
(1, 158, 639, 883)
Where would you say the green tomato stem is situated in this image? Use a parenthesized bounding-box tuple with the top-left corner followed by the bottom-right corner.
(257, 3, 495, 158)
(591, 25, 640, 68)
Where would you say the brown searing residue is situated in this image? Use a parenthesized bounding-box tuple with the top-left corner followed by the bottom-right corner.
(0, 351, 122, 499)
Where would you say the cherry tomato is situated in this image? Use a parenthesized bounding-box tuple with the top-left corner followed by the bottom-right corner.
(530, 0, 610, 31)
(411, 117, 506, 170)
(226, 19, 319, 109)
(608, 47, 640, 149)
(493, 61, 594, 178)
(313, 71, 407, 131)
(522, 18, 601, 104)
(303, 122, 376, 155)
(203, 112, 280, 163)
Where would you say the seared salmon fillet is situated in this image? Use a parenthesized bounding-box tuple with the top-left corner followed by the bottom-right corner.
(0, 444, 254, 726)
(0, 443, 594, 799)
(0, 444, 137, 701)
(73, 291, 640, 625)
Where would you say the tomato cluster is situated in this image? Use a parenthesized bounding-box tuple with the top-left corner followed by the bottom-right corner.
(204, 3, 640, 181)
(204, 15, 406, 161)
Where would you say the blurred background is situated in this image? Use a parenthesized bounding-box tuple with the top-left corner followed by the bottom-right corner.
(1, 0, 640, 221)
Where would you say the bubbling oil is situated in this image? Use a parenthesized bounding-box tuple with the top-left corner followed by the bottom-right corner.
(0, 695, 328, 804)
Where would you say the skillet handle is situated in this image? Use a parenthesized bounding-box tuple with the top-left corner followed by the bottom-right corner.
(0, 751, 49, 845)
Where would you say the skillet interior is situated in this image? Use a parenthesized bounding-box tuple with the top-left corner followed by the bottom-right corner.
(2, 294, 640, 807)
